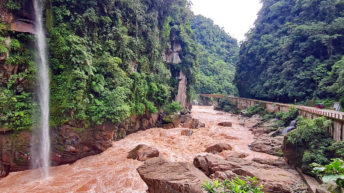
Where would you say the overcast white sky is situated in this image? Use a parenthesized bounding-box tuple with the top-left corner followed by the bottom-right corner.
(190, 0, 262, 41)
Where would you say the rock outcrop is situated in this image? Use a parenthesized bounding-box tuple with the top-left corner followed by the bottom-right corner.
(162, 114, 205, 129)
(193, 154, 240, 176)
(0, 111, 160, 177)
(175, 71, 188, 109)
(181, 129, 193, 136)
(282, 136, 305, 167)
(0, 0, 35, 34)
(218, 122, 232, 127)
(162, 41, 182, 64)
(205, 143, 232, 154)
(249, 135, 284, 156)
(127, 144, 159, 161)
(137, 157, 210, 193)
(193, 154, 308, 193)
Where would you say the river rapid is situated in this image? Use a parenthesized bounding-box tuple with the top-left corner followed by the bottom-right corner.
(0, 106, 277, 193)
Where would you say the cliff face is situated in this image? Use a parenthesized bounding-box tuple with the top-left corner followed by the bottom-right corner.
(0, 112, 159, 177)
(0, 0, 197, 177)
(0, 0, 35, 33)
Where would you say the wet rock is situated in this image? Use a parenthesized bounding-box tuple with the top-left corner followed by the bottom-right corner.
(180, 114, 205, 129)
(264, 183, 291, 193)
(226, 152, 249, 159)
(194, 154, 307, 193)
(205, 143, 232, 154)
(232, 166, 256, 177)
(127, 144, 159, 161)
(218, 122, 232, 127)
(252, 158, 287, 168)
(210, 170, 236, 181)
(162, 114, 181, 129)
(0, 162, 10, 178)
(0, 111, 161, 176)
(65, 145, 78, 153)
(137, 157, 210, 193)
(181, 129, 193, 136)
(249, 135, 283, 156)
(282, 136, 305, 167)
(193, 154, 239, 176)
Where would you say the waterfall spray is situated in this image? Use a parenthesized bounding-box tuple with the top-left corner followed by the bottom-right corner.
(32, 0, 51, 178)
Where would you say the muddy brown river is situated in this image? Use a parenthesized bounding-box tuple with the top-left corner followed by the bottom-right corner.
(0, 106, 277, 193)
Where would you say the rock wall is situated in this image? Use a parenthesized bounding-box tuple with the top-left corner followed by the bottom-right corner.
(175, 71, 187, 108)
(162, 41, 182, 64)
(0, 111, 159, 178)
(213, 95, 344, 142)
(0, 0, 35, 34)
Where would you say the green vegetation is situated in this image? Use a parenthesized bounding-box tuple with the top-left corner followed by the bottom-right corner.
(164, 101, 183, 114)
(0, 31, 36, 131)
(286, 117, 344, 175)
(191, 15, 238, 95)
(0, 0, 198, 131)
(202, 177, 263, 193)
(246, 104, 267, 117)
(312, 158, 344, 190)
(235, 0, 344, 103)
(276, 106, 298, 126)
(215, 98, 240, 114)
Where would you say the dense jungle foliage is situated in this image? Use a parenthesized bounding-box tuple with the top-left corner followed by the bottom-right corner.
(235, 0, 344, 103)
(287, 117, 344, 175)
(190, 15, 239, 95)
(0, 0, 198, 131)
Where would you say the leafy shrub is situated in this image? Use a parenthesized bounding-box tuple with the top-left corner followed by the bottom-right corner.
(312, 158, 344, 190)
(276, 106, 299, 126)
(262, 112, 276, 122)
(215, 98, 240, 114)
(329, 142, 344, 159)
(164, 102, 183, 114)
(202, 177, 263, 193)
(340, 98, 344, 111)
(246, 104, 267, 117)
(287, 117, 332, 145)
(287, 117, 337, 174)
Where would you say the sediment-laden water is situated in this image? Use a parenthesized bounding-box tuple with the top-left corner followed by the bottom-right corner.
(0, 106, 276, 193)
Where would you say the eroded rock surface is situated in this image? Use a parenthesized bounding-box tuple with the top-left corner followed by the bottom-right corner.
(194, 154, 308, 193)
(249, 135, 284, 156)
(0, 112, 160, 177)
(137, 157, 210, 193)
(127, 144, 159, 161)
(181, 129, 193, 136)
(205, 143, 232, 154)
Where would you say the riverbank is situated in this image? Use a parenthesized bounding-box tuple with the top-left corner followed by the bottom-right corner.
(0, 106, 306, 192)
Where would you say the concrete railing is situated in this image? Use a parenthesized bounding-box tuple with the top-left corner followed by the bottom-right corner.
(200, 94, 344, 141)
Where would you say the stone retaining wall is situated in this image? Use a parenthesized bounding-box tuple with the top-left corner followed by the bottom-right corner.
(200, 94, 344, 141)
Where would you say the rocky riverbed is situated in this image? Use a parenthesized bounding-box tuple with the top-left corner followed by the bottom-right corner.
(0, 106, 308, 192)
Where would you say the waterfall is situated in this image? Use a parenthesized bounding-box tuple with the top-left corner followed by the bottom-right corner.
(31, 0, 51, 178)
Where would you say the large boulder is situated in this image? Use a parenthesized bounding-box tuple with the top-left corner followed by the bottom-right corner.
(249, 135, 283, 156)
(181, 129, 193, 136)
(137, 157, 210, 193)
(282, 136, 305, 167)
(193, 154, 240, 176)
(193, 154, 308, 193)
(127, 144, 159, 161)
(205, 143, 232, 154)
(218, 122, 232, 127)
(180, 115, 205, 129)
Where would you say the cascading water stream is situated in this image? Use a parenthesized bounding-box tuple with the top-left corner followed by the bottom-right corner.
(32, 0, 51, 178)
